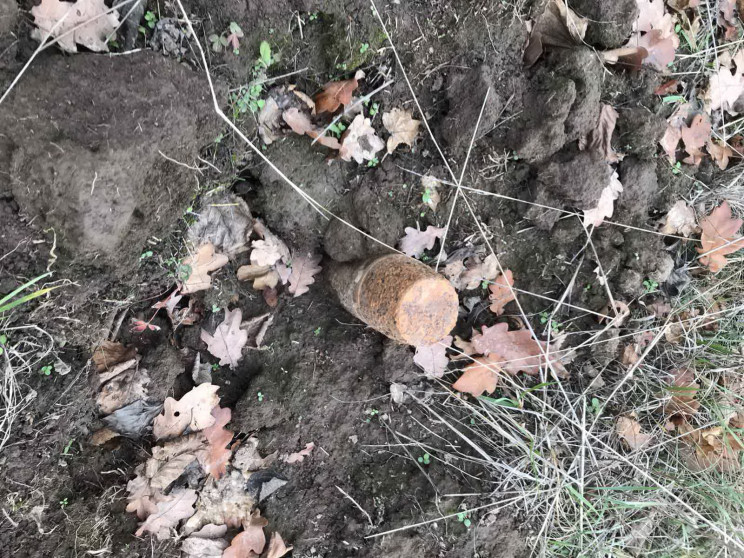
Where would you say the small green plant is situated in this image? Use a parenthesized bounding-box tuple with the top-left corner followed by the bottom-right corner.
(671, 161, 682, 174)
(40, 364, 53, 377)
(139, 250, 153, 260)
(481, 280, 489, 290)
(368, 102, 379, 117)
(257, 391, 264, 402)
(539, 312, 561, 334)
(417, 453, 431, 465)
(209, 22, 244, 55)
(211, 304, 221, 313)
(0, 334, 6, 356)
(314, 327, 322, 336)
(61, 439, 74, 456)
(367, 157, 379, 168)
(308, 12, 319, 21)
(456, 511, 472, 528)
(643, 279, 659, 294)
(422, 188, 433, 205)
(229, 41, 277, 116)
(328, 122, 347, 137)
(590, 397, 601, 415)
(59, 497, 68, 508)
(0, 272, 60, 315)
(364, 408, 379, 423)
(138, 10, 157, 35)
(584, 283, 592, 293)
(211, 363, 220, 371)
(359, 42, 369, 54)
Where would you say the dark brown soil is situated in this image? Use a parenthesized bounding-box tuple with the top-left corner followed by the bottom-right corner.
(0, 0, 701, 556)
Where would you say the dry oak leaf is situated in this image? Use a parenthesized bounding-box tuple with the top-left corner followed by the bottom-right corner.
(488, 270, 516, 316)
(677, 419, 743, 472)
(471, 323, 568, 377)
(661, 200, 699, 237)
(31, 0, 119, 53)
(135, 488, 197, 540)
(459, 253, 500, 291)
(583, 104, 619, 163)
(201, 308, 249, 369)
(523, 0, 587, 66)
(583, 170, 623, 227)
(282, 107, 342, 150)
(413, 335, 452, 378)
(97, 363, 150, 415)
(452, 355, 504, 397)
(707, 139, 735, 170)
(153, 383, 220, 440)
(382, 108, 421, 153)
(697, 201, 744, 273)
(659, 102, 694, 162)
(92, 340, 136, 372)
(222, 509, 269, 558)
(250, 229, 290, 267)
(339, 114, 385, 164)
(180, 243, 229, 294)
(664, 368, 700, 419)
(287, 253, 322, 297)
(283, 442, 315, 463)
(314, 70, 364, 114)
(679, 113, 712, 166)
(265, 532, 293, 558)
(616, 416, 653, 450)
(202, 406, 233, 480)
(241, 313, 273, 349)
(617, 0, 679, 71)
(706, 50, 744, 115)
(399, 225, 445, 258)
(187, 195, 253, 257)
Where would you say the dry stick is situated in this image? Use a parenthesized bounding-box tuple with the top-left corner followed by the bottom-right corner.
(172, 0, 405, 258)
(336, 485, 374, 527)
(311, 79, 394, 146)
(435, 87, 491, 271)
(579, 218, 619, 318)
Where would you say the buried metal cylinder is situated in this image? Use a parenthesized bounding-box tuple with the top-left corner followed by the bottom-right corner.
(329, 254, 459, 345)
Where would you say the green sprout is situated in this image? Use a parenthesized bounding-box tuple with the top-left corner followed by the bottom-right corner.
(539, 312, 561, 334)
(364, 408, 379, 423)
(328, 122, 347, 137)
(211, 304, 221, 313)
(308, 12, 319, 21)
(144, 11, 157, 29)
(417, 453, 431, 465)
(643, 279, 659, 294)
(0, 334, 6, 356)
(61, 439, 74, 456)
(367, 157, 379, 167)
(422, 188, 432, 205)
(139, 250, 153, 260)
(211, 363, 220, 371)
(259, 40, 272, 67)
(368, 102, 379, 117)
(671, 161, 682, 175)
(59, 498, 68, 508)
(314, 327, 322, 336)
(257, 391, 264, 402)
(456, 512, 472, 528)
(41, 364, 53, 377)
(359, 42, 369, 54)
(591, 397, 601, 415)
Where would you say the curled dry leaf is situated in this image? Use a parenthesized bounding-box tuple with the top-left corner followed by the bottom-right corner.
(102, 399, 163, 438)
(676, 419, 743, 472)
(523, 0, 587, 66)
(180, 243, 229, 294)
(452, 355, 503, 397)
(241, 313, 273, 349)
(265, 531, 293, 558)
(382, 108, 421, 153)
(664, 368, 700, 419)
(661, 200, 699, 237)
(283, 442, 315, 463)
(659, 102, 693, 162)
(616, 416, 653, 450)
(679, 113, 712, 166)
(92, 340, 136, 372)
(583, 170, 623, 227)
(201, 308, 249, 369)
(421, 175, 441, 211)
(707, 139, 735, 170)
(202, 406, 233, 480)
(339, 114, 385, 164)
(314, 70, 365, 114)
(696, 201, 744, 273)
(31, 0, 119, 53)
(134, 488, 197, 540)
(181, 524, 228, 558)
(282, 107, 342, 150)
(488, 270, 515, 316)
(250, 228, 290, 267)
(413, 335, 452, 378)
(399, 225, 445, 258)
(153, 383, 220, 440)
(287, 253, 322, 297)
(222, 509, 269, 558)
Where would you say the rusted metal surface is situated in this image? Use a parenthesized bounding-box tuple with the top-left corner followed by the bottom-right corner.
(329, 254, 458, 345)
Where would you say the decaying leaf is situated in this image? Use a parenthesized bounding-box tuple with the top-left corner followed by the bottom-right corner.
(92, 341, 136, 372)
(583, 170, 623, 227)
(130, 319, 161, 334)
(232, 437, 277, 473)
(134, 488, 197, 540)
(90, 427, 119, 446)
(421, 175, 441, 211)
(523, 0, 588, 66)
(187, 195, 253, 257)
(697, 201, 744, 273)
(180, 243, 229, 295)
(181, 524, 229, 557)
(257, 97, 283, 144)
(616, 416, 653, 450)
(97, 363, 150, 415)
(287, 253, 322, 297)
(471, 323, 568, 377)
(265, 532, 293, 558)
(314, 70, 364, 114)
(184, 470, 261, 533)
(339, 114, 385, 164)
(488, 270, 515, 316)
(283, 442, 314, 463)
(661, 200, 699, 237)
(202, 406, 233, 480)
(659, 102, 693, 162)
(222, 510, 269, 558)
(201, 308, 249, 369)
(452, 355, 503, 397)
(413, 335, 452, 378)
(583, 104, 619, 163)
(451, 253, 500, 291)
(676, 419, 744, 472)
(241, 313, 273, 349)
(153, 383, 220, 440)
(399, 225, 445, 258)
(664, 368, 700, 419)
(102, 399, 163, 439)
(705, 50, 744, 115)
(382, 108, 421, 153)
(31, 0, 119, 53)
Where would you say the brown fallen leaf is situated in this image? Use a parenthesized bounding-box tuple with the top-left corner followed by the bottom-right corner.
(153, 383, 220, 440)
(583, 104, 619, 163)
(283, 442, 314, 463)
(201, 308, 249, 369)
(614, 0, 678, 71)
(180, 243, 229, 294)
(314, 70, 364, 114)
(263, 287, 279, 308)
(488, 270, 515, 315)
(707, 139, 735, 170)
(97, 363, 150, 415)
(181, 524, 229, 557)
(616, 416, 653, 450)
(421, 175, 441, 211)
(664, 368, 700, 419)
(718, 0, 738, 41)
(452, 355, 503, 397)
(92, 341, 136, 372)
(382, 108, 421, 153)
(339, 114, 385, 164)
(287, 253, 322, 297)
(523, 0, 588, 66)
(31, 0, 119, 53)
(706, 50, 744, 115)
(202, 406, 233, 480)
(677, 419, 743, 472)
(250, 228, 290, 267)
(583, 170, 623, 227)
(265, 531, 293, 558)
(471, 323, 568, 377)
(456, 253, 500, 291)
(187, 195, 253, 257)
(413, 335, 452, 378)
(241, 313, 273, 349)
(90, 427, 119, 446)
(679, 113, 711, 165)
(135, 488, 197, 540)
(399, 225, 445, 258)
(222, 509, 269, 558)
(661, 200, 699, 237)
(697, 201, 744, 273)
(282, 107, 342, 150)
(184, 470, 261, 534)
(659, 102, 694, 162)
(621, 344, 641, 366)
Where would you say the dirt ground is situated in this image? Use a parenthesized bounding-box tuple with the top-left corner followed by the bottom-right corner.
(0, 0, 728, 556)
